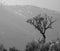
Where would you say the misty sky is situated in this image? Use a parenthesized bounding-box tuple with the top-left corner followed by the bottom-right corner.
(0, 0, 60, 12)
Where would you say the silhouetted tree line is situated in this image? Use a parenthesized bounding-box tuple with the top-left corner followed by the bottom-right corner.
(0, 37, 60, 51)
(0, 44, 21, 51)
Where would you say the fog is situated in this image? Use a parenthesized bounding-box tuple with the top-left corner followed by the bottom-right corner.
(0, 0, 60, 12)
(0, 5, 60, 50)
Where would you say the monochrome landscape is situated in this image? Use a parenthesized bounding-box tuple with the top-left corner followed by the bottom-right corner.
(0, 2, 60, 51)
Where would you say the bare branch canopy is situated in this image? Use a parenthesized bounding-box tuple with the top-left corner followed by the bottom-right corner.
(26, 14, 56, 39)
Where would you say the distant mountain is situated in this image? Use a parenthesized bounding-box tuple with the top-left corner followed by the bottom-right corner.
(5, 5, 60, 18)
(0, 5, 60, 50)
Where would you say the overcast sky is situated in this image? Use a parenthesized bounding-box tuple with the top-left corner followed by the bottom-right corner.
(0, 0, 60, 12)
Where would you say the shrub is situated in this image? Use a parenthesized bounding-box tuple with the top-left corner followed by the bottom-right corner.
(25, 37, 60, 51)
(9, 47, 19, 51)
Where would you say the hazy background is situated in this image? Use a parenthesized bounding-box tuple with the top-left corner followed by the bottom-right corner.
(0, 0, 60, 50)
(0, 0, 60, 12)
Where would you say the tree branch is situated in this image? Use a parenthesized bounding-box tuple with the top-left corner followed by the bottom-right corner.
(46, 19, 56, 29)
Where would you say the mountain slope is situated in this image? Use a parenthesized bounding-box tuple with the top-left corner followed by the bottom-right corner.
(5, 5, 60, 41)
(0, 5, 60, 50)
(0, 5, 38, 49)
(5, 5, 60, 18)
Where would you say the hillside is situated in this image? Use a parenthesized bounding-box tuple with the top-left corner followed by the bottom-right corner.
(0, 5, 36, 49)
(5, 5, 60, 18)
(0, 5, 60, 50)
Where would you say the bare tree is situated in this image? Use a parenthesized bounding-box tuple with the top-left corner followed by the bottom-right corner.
(26, 14, 56, 40)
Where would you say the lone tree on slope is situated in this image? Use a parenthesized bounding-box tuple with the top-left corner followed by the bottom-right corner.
(26, 14, 56, 40)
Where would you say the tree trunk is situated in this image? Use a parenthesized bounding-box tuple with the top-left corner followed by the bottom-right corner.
(43, 34, 46, 40)
(40, 31, 46, 40)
